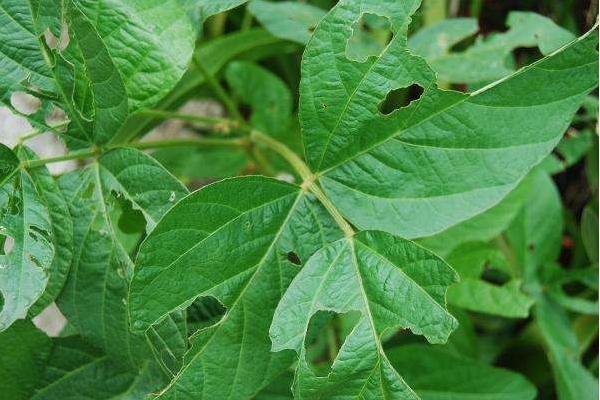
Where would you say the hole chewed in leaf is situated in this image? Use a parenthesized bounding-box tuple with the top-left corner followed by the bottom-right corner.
(187, 295, 227, 333)
(346, 13, 393, 62)
(2, 235, 15, 256)
(10, 92, 41, 116)
(378, 84, 424, 115)
(287, 251, 302, 265)
(304, 310, 361, 377)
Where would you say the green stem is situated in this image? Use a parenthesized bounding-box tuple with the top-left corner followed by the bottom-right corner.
(250, 130, 312, 181)
(21, 148, 100, 168)
(21, 137, 246, 168)
(129, 137, 246, 151)
(138, 110, 245, 132)
(18, 121, 70, 143)
(194, 59, 244, 123)
(240, 8, 253, 31)
(250, 130, 355, 237)
(308, 181, 355, 237)
(423, 0, 447, 25)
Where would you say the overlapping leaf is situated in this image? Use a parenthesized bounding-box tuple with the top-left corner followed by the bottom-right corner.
(270, 231, 458, 399)
(56, 147, 188, 369)
(409, 12, 576, 84)
(388, 344, 537, 400)
(249, 0, 326, 44)
(129, 177, 343, 399)
(300, 0, 598, 238)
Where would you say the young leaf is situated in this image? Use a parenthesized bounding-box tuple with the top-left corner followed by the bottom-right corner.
(300, 0, 598, 238)
(535, 297, 599, 400)
(56, 148, 187, 368)
(225, 61, 293, 143)
(129, 176, 343, 399)
(409, 12, 576, 84)
(388, 344, 537, 400)
(0, 320, 52, 400)
(445, 242, 533, 318)
(0, 158, 54, 331)
(506, 170, 563, 274)
(270, 231, 458, 398)
(248, 0, 326, 44)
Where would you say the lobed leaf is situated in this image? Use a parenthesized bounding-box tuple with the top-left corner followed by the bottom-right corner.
(270, 231, 458, 399)
(300, 0, 598, 238)
(129, 176, 343, 399)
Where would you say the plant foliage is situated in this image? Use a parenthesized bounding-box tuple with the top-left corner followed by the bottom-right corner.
(0, 0, 598, 399)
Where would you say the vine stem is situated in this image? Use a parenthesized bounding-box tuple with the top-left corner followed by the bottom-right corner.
(20, 137, 246, 168)
(250, 130, 355, 237)
(138, 109, 244, 131)
(18, 121, 70, 143)
(193, 59, 244, 123)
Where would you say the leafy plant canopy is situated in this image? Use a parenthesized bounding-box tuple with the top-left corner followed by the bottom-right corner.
(0, 0, 598, 399)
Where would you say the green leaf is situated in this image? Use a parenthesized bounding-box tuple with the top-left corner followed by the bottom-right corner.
(507, 170, 563, 274)
(112, 28, 295, 145)
(410, 12, 576, 84)
(0, 320, 52, 400)
(197, 0, 249, 21)
(300, 0, 597, 238)
(0, 159, 54, 331)
(445, 242, 533, 318)
(32, 336, 165, 400)
(225, 61, 293, 142)
(581, 203, 598, 263)
(0, 143, 19, 186)
(74, 0, 195, 112)
(270, 231, 458, 398)
(388, 344, 537, 400)
(535, 297, 599, 400)
(418, 177, 529, 256)
(55, 4, 129, 147)
(56, 148, 188, 368)
(152, 146, 249, 182)
(249, 0, 326, 44)
(129, 176, 343, 399)
(16, 147, 73, 316)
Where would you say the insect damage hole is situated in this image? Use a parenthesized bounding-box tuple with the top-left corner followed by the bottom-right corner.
(305, 310, 361, 377)
(287, 251, 302, 265)
(2, 234, 15, 256)
(378, 84, 424, 115)
(346, 13, 393, 63)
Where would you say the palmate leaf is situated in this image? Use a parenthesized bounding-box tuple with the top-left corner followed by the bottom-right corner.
(270, 231, 458, 399)
(56, 147, 188, 369)
(300, 0, 598, 238)
(129, 177, 343, 399)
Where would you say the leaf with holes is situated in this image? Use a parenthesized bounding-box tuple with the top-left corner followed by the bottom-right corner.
(0, 151, 54, 331)
(270, 231, 458, 399)
(56, 147, 188, 369)
(301, 0, 598, 238)
(129, 176, 343, 399)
